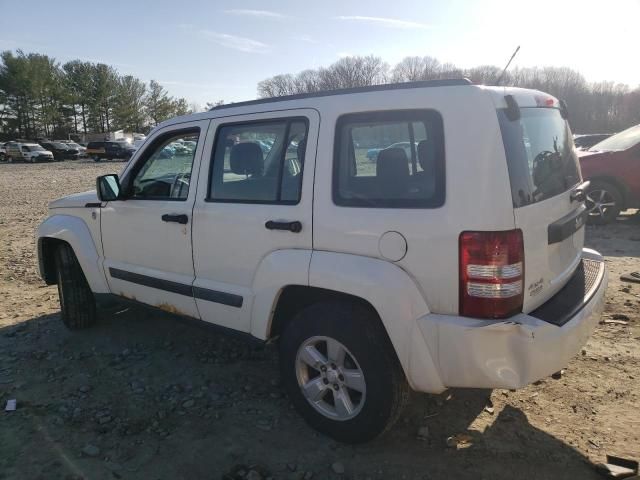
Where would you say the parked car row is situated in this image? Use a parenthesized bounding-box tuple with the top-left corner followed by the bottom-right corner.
(1, 139, 87, 163)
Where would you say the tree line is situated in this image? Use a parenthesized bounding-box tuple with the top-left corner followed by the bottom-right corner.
(0, 50, 193, 140)
(258, 55, 640, 134)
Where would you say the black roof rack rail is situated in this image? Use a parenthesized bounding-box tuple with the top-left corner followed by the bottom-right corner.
(210, 78, 472, 111)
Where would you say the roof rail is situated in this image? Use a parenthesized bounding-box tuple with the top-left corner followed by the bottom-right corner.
(210, 78, 472, 111)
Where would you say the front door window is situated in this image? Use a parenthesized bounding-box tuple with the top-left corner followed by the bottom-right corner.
(131, 131, 200, 200)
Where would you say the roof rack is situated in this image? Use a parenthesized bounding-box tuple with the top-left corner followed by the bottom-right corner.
(210, 78, 472, 111)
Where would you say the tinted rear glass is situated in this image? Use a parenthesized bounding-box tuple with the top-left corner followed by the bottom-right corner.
(333, 110, 445, 208)
(87, 142, 104, 149)
(498, 108, 581, 208)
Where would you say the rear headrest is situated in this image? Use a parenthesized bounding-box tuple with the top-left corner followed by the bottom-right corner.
(230, 142, 263, 176)
(417, 139, 436, 172)
(376, 147, 409, 196)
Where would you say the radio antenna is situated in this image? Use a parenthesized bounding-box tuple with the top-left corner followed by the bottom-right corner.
(495, 45, 520, 86)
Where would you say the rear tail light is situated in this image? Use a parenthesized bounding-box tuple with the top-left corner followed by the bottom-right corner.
(459, 229, 524, 318)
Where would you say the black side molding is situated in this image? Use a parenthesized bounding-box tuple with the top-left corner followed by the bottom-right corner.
(193, 287, 243, 308)
(108, 268, 243, 308)
(85, 202, 102, 208)
(109, 268, 193, 296)
(548, 205, 587, 245)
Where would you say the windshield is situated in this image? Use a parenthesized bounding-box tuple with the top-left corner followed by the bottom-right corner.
(51, 142, 67, 149)
(589, 123, 640, 152)
(498, 107, 581, 207)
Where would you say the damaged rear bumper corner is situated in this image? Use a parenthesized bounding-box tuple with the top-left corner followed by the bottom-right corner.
(412, 250, 608, 390)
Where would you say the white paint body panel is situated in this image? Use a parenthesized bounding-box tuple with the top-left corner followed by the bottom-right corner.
(416, 249, 607, 389)
(311, 86, 515, 314)
(191, 109, 319, 331)
(309, 251, 445, 392)
(36, 214, 109, 293)
(100, 118, 210, 317)
(35, 83, 608, 395)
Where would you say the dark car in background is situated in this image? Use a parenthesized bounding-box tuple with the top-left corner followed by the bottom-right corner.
(579, 124, 640, 224)
(40, 141, 79, 161)
(86, 141, 136, 162)
(573, 133, 613, 151)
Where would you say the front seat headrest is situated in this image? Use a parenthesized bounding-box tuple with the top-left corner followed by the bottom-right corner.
(230, 142, 263, 176)
(376, 147, 410, 197)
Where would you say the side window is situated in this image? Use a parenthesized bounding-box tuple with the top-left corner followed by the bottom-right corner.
(334, 110, 445, 208)
(209, 118, 308, 204)
(130, 130, 199, 200)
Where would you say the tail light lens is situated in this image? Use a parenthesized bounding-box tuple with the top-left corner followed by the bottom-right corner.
(459, 229, 524, 318)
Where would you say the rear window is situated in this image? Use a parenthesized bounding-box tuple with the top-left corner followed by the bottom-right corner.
(498, 108, 581, 208)
(333, 110, 445, 208)
(87, 142, 104, 149)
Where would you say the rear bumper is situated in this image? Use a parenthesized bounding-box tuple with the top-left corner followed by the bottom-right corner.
(412, 248, 607, 390)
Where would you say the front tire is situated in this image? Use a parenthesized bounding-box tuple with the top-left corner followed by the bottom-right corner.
(585, 180, 623, 225)
(54, 243, 97, 329)
(279, 300, 409, 443)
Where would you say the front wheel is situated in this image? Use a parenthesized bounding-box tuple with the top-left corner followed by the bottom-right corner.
(54, 243, 97, 329)
(279, 300, 409, 443)
(585, 180, 623, 225)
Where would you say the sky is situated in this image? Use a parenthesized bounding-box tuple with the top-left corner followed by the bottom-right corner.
(1, 0, 638, 108)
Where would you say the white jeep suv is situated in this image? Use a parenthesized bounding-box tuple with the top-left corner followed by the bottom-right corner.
(36, 79, 608, 443)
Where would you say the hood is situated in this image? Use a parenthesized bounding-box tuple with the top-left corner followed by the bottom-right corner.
(49, 190, 99, 209)
(577, 149, 612, 161)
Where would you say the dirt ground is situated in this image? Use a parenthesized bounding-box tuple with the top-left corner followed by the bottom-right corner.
(0, 161, 638, 480)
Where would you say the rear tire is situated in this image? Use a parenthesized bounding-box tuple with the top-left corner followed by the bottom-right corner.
(586, 180, 623, 225)
(279, 300, 409, 443)
(54, 243, 97, 330)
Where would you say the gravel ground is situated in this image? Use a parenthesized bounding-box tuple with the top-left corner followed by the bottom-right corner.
(0, 161, 639, 480)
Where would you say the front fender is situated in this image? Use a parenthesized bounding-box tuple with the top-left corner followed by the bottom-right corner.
(36, 214, 109, 293)
(309, 251, 445, 393)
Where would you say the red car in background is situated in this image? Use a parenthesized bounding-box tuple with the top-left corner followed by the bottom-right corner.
(579, 123, 640, 224)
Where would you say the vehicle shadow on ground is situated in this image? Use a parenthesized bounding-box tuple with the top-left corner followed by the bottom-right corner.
(0, 306, 602, 480)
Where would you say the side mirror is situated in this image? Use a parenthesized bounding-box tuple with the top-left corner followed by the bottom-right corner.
(96, 174, 121, 201)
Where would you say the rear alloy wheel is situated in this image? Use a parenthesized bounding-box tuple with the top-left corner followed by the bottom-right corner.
(295, 336, 367, 421)
(279, 300, 409, 443)
(585, 181, 622, 225)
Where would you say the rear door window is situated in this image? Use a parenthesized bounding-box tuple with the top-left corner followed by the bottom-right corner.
(208, 118, 308, 204)
(498, 108, 581, 207)
(333, 110, 445, 208)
